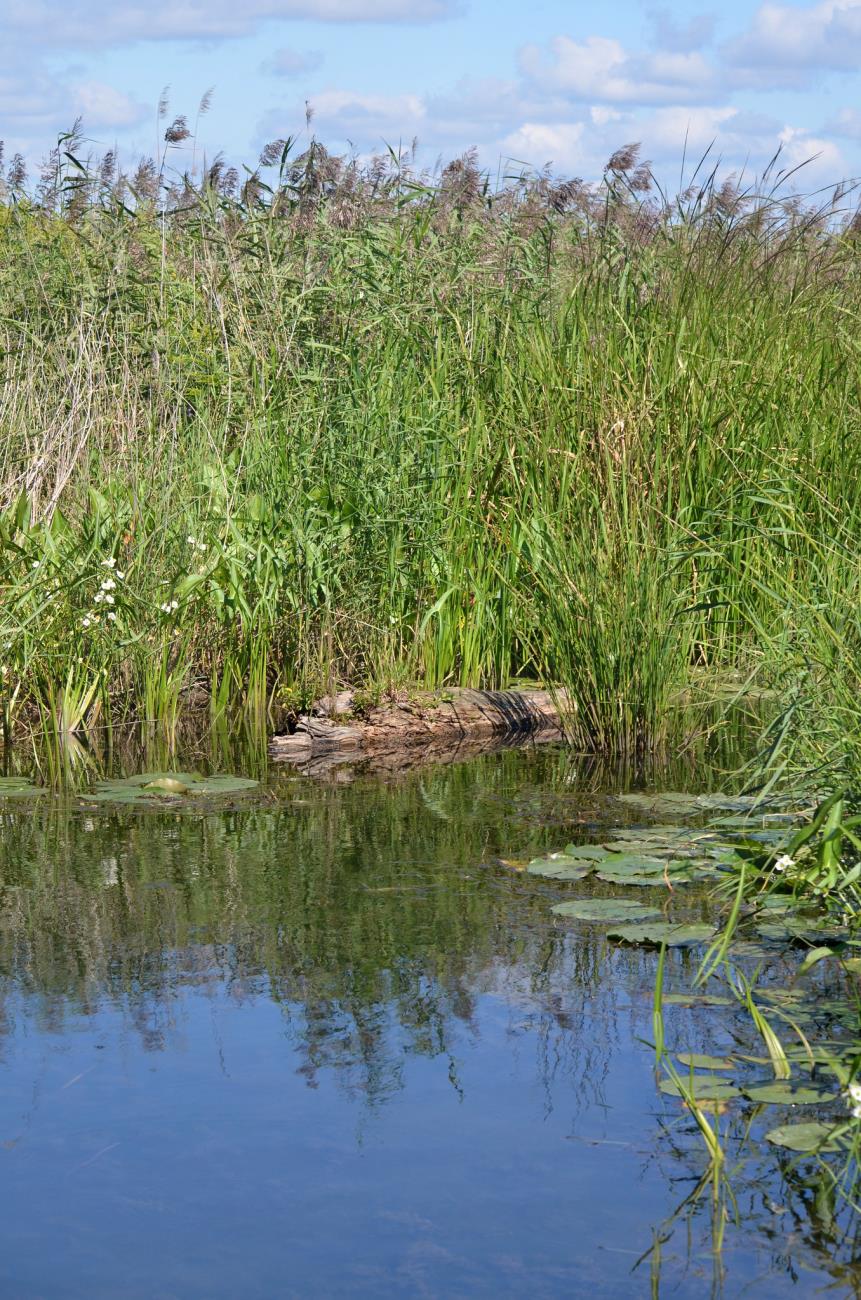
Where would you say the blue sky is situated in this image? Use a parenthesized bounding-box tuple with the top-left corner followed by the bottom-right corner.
(3, 0, 861, 190)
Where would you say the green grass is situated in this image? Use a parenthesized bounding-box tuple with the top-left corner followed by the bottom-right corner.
(2, 134, 861, 762)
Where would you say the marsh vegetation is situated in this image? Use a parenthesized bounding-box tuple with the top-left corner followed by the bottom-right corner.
(1, 121, 860, 774)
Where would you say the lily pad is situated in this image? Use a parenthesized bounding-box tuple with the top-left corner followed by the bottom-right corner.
(599, 853, 673, 874)
(765, 1121, 842, 1152)
(0, 777, 44, 799)
(663, 993, 734, 1007)
(90, 772, 259, 804)
(744, 1083, 833, 1105)
(608, 922, 714, 947)
(551, 899, 662, 923)
(526, 854, 596, 881)
(659, 1077, 742, 1101)
(675, 1052, 734, 1071)
(561, 844, 611, 861)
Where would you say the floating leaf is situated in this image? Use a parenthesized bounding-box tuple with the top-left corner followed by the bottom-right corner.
(765, 1122, 842, 1152)
(744, 1084, 833, 1105)
(675, 1052, 734, 1071)
(663, 993, 734, 1007)
(91, 772, 259, 804)
(142, 777, 192, 794)
(659, 1077, 742, 1100)
(608, 922, 714, 947)
(551, 899, 661, 923)
(0, 777, 44, 799)
(526, 854, 595, 881)
(561, 844, 610, 861)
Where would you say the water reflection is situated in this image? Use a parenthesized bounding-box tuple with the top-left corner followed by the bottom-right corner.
(0, 742, 858, 1296)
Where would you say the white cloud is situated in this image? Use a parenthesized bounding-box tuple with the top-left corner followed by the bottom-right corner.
(71, 82, 148, 128)
(777, 125, 847, 178)
(519, 35, 719, 105)
(263, 47, 324, 77)
(501, 121, 586, 170)
(648, 8, 716, 53)
(724, 0, 861, 81)
(2, 0, 459, 46)
(828, 106, 861, 138)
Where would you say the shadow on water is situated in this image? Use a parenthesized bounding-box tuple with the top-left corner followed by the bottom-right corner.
(0, 722, 859, 1296)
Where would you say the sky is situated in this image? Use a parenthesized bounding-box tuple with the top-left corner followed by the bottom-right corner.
(3, 0, 861, 192)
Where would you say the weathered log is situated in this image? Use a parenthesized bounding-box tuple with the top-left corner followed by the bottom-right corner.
(269, 687, 567, 770)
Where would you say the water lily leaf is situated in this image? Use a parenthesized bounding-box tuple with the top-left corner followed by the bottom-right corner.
(597, 870, 696, 888)
(526, 854, 595, 881)
(608, 922, 714, 947)
(663, 993, 734, 1007)
(659, 1077, 741, 1100)
(744, 1084, 833, 1105)
(765, 1121, 842, 1152)
(91, 772, 259, 804)
(561, 844, 610, 861)
(142, 777, 192, 794)
(551, 899, 662, 923)
(675, 1052, 734, 1071)
(600, 853, 672, 874)
(0, 777, 44, 798)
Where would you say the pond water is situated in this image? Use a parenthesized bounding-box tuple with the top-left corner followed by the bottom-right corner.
(0, 741, 859, 1297)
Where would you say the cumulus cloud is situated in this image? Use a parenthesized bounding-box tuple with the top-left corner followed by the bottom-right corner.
(648, 8, 716, 53)
(501, 121, 586, 170)
(827, 106, 861, 138)
(71, 82, 149, 128)
(262, 47, 324, 77)
(518, 35, 719, 105)
(724, 0, 861, 83)
(3, 0, 459, 46)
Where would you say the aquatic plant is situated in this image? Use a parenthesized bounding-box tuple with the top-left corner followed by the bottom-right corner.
(1, 124, 861, 760)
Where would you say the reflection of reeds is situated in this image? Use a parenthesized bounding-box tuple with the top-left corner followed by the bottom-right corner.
(1, 124, 860, 763)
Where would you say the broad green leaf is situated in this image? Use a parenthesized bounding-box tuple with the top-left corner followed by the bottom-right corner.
(551, 899, 662, 923)
(608, 922, 714, 947)
(526, 854, 595, 881)
(744, 1084, 833, 1105)
(765, 1122, 842, 1152)
(675, 1052, 734, 1071)
(659, 1077, 741, 1100)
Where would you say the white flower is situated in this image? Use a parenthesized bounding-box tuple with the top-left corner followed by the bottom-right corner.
(116, 571, 125, 580)
(100, 578, 116, 591)
(31, 560, 39, 569)
(103, 594, 115, 605)
(94, 592, 104, 603)
(102, 557, 116, 568)
(848, 1082, 861, 1105)
(159, 600, 179, 614)
(187, 536, 195, 544)
(107, 611, 117, 622)
(774, 854, 794, 873)
(82, 617, 91, 628)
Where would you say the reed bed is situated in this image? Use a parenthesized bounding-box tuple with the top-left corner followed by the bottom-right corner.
(1, 126, 860, 763)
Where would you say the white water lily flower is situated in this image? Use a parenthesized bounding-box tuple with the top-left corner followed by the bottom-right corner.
(774, 854, 794, 872)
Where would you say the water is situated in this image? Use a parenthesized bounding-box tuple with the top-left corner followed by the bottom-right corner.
(0, 743, 858, 1297)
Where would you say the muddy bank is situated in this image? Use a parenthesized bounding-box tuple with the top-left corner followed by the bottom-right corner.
(269, 687, 568, 776)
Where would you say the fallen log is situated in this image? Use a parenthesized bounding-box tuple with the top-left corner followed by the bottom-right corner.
(269, 687, 568, 771)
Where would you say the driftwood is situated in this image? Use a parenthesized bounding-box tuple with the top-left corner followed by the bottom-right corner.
(269, 687, 567, 775)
